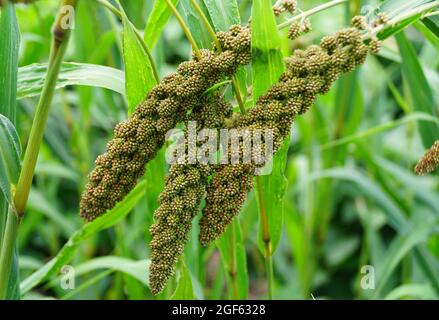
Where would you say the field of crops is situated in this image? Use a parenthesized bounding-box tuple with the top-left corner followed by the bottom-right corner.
(0, 0, 438, 300)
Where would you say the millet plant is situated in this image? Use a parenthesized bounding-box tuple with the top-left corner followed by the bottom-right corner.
(0, 0, 439, 300)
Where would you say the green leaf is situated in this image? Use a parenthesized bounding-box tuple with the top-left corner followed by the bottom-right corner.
(378, 0, 432, 17)
(251, 0, 284, 100)
(422, 16, 439, 38)
(0, 3, 19, 122)
(384, 284, 438, 300)
(17, 62, 125, 100)
(53, 256, 149, 286)
(308, 168, 410, 233)
(374, 157, 439, 214)
(217, 219, 249, 299)
(321, 112, 439, 150)
(396, 32, 439, 148)
(119, 4, 157, 114)
(203, 0, 240, 32)
(171, 260, 194, 300)
(256, 140, 288, 254)
(144, 0, 180, 49)
(0, 3, 20, 300)
(180, 0, 213, 48)
(20, 180, 147, 295)
(374, 222, 434, 298)
(0, 114, 21, 206)
(202, 0, 247, 104)
(375, 0, 433, 39)
(251, 0, 286, 256)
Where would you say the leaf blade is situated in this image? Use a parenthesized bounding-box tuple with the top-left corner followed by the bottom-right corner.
(119, 6, 157, 113)
(144, 0, 180, 49)
(251, 0, 286, 255)
(396, 32, 439, 148)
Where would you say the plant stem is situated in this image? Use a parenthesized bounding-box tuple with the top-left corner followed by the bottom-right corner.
(0, 209, 19, 299)
(165, 0, 202, 60)
(255, 175, 273, 299)
(367, 1, 439, 39)
(228, 220, 239, 299)
(278, 0, 348, 29)
(14, 0, 77, 216)
(424, 11, 439, 18)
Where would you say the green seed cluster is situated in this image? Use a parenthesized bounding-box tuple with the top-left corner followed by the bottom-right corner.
(80, 25, 250, 222)
(149, 94, 232, 294)
(415, 140, 439, 175)
(199, 26, 374, 245)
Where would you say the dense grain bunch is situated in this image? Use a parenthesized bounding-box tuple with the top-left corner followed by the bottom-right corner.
(149, 94, 232, 294)
(199, 26, 374, 245)
(415, 140, 439, 175)
(80, 25, 250, 221)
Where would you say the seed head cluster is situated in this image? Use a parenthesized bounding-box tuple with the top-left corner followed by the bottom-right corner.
(288, 19, 311, 40)
(199, 26, 375, 245)
(80, 25, 250, 221)
(149, 94, 232, 294)
(274, 0, 297, 16)
(415, 140, 439, 175)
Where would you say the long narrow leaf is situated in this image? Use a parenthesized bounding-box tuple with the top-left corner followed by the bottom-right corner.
(396, 32, 439, 147)
(17, 62, 125, 99)
(119, 5, 157, 113)
(144, 0, 180, 49)
(20, 180, 147, 295)
(251, 0, 286, 255)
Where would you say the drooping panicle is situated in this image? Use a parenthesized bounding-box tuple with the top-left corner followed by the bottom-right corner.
(199, 26, 375, 245)
(149, 94, 232, 295)
(415, 140, 439, 175)
(80, 25, 250, 222)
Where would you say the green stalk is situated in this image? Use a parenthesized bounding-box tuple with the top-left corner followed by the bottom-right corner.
(0, 209, 19, 299)
(367, 1, 439, 39)
(228, 220, 239, 300)
(0, 0, 76, 299)
(255, 176, 273, 299)
(0, 3, 77, 298)
(14, 0, 78, 216)
(165, 0, 202, 60)
(278, 0, 348, 29)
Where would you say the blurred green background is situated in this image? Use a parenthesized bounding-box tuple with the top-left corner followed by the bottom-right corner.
(4, 0, 439, 299)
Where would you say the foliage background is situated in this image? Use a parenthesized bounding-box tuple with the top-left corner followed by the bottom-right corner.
(1, 0, 439, 299)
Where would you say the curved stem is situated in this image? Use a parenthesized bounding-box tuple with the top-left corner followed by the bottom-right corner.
(366, 1, 439, 39)
(278, 0, 348, 29)
(165, 0, 202, 59)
